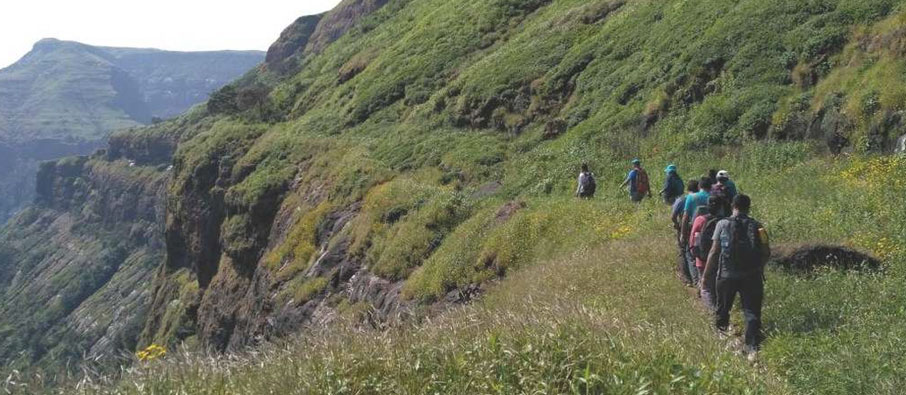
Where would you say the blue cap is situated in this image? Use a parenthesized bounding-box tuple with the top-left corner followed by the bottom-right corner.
(665, 165, 677, 173)
(631, 159, 641, 165)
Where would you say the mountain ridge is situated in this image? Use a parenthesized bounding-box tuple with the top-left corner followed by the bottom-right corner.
(0, 39, 263, 222)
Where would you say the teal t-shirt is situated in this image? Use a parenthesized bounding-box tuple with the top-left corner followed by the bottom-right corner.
(683, 190, 710, 221)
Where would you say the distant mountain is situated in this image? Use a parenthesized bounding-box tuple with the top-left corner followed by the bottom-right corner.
(0, 39, 263, 221)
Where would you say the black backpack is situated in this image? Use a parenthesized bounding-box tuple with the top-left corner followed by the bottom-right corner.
(718, 216, 765, 278)
(580, 173, 597, 197)
(693, 214, 722, 261)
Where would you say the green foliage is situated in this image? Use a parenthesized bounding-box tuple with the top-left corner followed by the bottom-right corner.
(18, 0, 906, 392)
(266, 201, 333, 281)
(294, 276, 329, 304)
(348, 175, 473, 280)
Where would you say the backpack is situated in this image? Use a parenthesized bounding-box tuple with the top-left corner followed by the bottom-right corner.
(718, 216, 765, 279)
(635, 169, 650, 195)
(693, 214, 722, 261)
(691, 192, 710, 221)
(579, 172, 597, 197)
(669, 175, 685, 198)
(710, 184, 731, 216)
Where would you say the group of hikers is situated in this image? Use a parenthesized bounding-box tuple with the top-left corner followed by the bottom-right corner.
(576, 160, 771, 361)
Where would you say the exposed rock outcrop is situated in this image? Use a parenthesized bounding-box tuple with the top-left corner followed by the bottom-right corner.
(772, 245, 882, 273)
(306, 0, 391, 54)
(265, 15, 324, 74)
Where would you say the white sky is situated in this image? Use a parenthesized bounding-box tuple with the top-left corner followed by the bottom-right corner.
(0, 0, 343, 69)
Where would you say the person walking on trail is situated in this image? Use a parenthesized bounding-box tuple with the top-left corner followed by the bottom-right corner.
(672, 179, 699, 286)
(690, 196, 726, 309)
(620, 159, 651, 203)
(682, 176, 713, 234)
(710, 171, 734, 217)
(701, 194, 771, 361)
(681, 176, 713, 287)
(575, 163, 597, 199)
(660, 165, 685, 205)
(715, 170, 738, 198)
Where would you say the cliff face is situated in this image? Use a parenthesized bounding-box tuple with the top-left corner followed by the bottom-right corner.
(0, 135, 171, 369)
(142, 0, 406, 351)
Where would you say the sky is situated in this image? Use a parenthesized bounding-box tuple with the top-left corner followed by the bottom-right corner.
(0, 0, 343, 69)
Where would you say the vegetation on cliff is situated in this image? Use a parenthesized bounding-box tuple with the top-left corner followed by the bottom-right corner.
(5, 0, 906, 393)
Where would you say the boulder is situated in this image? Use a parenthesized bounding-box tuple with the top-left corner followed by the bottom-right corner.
(771, 245, 881, 273)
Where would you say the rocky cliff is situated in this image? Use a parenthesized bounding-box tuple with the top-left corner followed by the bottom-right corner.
(0, 138, 170, 370)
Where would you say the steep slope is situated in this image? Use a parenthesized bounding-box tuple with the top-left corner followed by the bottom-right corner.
(0, 105, 239, 377)
(141, 0, 906, 353)
(0, 39, 263, 222)
(132, 0, 905, 392)
(6, 0, 906, 392)
(0, 123, 181, 371)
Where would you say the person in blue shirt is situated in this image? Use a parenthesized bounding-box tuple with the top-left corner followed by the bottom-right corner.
(660, 165, 684, 205)
(672, 179, 699, 286)
(619, 159, 650, 203)
(682, 176, 714, 234)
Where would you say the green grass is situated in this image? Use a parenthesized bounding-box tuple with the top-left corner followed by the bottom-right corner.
(57, 148, 906, 394)
(10, 0, 906, 392)
(77, 233, 785, 394)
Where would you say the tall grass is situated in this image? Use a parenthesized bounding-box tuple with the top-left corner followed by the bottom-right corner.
(61, 148, 906, 395)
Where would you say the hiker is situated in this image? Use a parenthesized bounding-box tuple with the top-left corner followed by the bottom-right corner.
(689, 196, 726, 310)
(620, 159, 651, 203)
(671, 179, 699, 232)
(660, 165, 685, 205)
(672, 179, 699, 286)
(710, 170, 737, 217)
(701, 194, 771, 360)
(680, 176, 713, 287)
(715, 170, 738, 198)
(575, 163, 597, 199)
(707, 169, 718, 186)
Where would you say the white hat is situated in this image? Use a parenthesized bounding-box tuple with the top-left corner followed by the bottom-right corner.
(717, 170, 729, 178)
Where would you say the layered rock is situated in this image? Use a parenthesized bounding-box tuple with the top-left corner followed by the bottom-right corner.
(0, 138, 171, 369)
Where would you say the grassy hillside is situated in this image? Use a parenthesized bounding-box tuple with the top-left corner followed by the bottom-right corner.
(5, 0, 906, 393)
(65, 150, 904, 395)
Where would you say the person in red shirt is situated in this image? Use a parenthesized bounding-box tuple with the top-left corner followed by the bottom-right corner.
(689, 196, 724, 307)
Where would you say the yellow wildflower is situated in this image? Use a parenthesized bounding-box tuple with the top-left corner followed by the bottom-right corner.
(136, 344, 167, 362)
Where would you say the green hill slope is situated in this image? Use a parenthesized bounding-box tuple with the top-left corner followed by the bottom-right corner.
(4, 0, 906, 393)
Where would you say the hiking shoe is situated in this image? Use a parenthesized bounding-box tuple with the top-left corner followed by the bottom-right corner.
(717, 329, 729, 340)
(746, 350, 759, 363)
